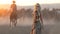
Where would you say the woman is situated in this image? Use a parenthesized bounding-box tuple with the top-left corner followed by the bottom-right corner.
(30, 3, 43, 34)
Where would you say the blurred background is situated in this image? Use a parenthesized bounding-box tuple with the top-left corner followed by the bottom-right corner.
(0, 0, 60, 34)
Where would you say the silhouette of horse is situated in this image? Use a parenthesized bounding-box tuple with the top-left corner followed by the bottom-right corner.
(9, 1, 18, 28)
(10, 10, 17, 27)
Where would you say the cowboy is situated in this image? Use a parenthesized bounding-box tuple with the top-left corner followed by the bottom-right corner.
(10, 1, 17, 17)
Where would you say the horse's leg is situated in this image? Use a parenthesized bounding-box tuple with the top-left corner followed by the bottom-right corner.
(10, 19, 15, 28)
(16, 19, 17, 26)
(10, 19, 14, 28)
(14, 19, 17, 27)
(10, 19, 11, 27)
(22, 16, 24, 22)
(9, 19, 13, 29)
(11, 19, 16, 27)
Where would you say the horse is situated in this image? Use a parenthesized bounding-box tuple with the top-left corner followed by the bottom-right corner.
(9, 10, 17, 27)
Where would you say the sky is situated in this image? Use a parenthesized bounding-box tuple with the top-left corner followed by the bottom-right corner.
(0, 0, 60, 6)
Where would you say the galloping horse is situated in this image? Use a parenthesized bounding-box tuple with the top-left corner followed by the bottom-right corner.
(10, 10, 17, 27)
(9, 1, 17, 27)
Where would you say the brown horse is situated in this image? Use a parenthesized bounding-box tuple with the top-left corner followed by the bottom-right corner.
(10, 11, 17, 27)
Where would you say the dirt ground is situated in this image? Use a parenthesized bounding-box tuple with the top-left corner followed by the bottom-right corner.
(0, 17, 60, 34)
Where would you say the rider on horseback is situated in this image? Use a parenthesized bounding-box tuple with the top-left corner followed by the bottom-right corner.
(10, 1, 17, 18)
(10, 0, 17, 27)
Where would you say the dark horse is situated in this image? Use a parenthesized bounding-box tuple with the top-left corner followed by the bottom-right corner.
(10, 10, 17, 27)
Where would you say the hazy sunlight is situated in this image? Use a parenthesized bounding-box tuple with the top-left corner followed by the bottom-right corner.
(0, 0, 60, 6)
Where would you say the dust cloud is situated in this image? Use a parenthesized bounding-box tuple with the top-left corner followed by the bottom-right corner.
(0, 16, 60, 34)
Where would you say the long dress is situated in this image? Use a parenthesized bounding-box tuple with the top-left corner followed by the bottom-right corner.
(31, 10, 42, 34)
